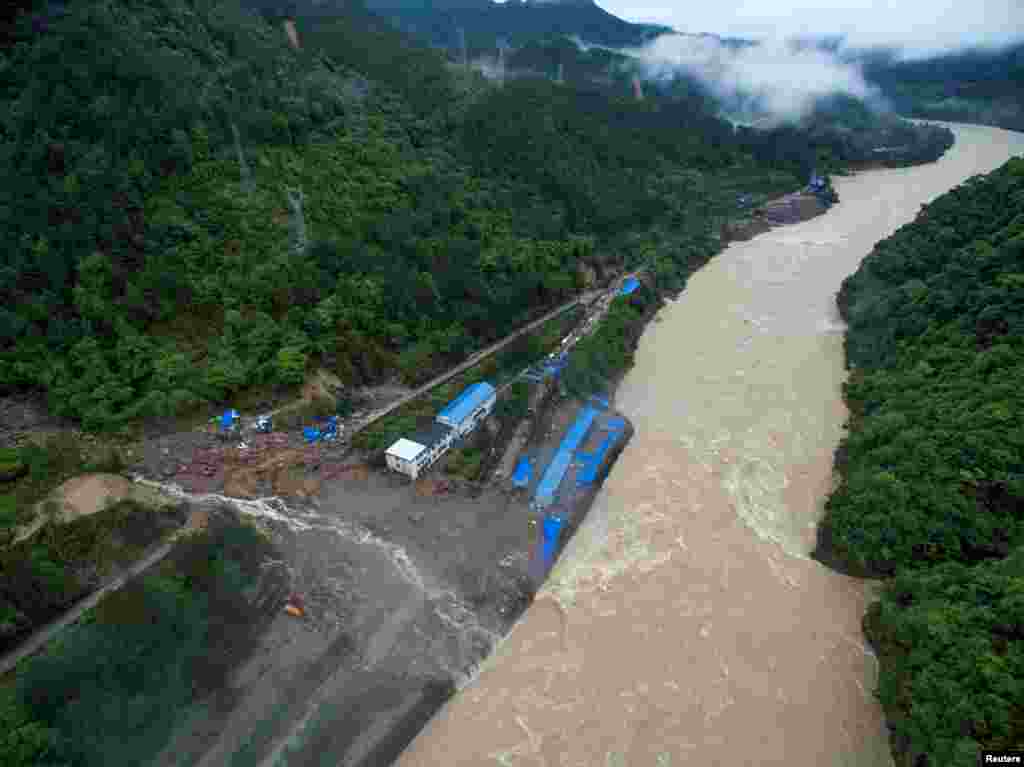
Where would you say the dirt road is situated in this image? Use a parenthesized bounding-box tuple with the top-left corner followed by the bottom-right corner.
(0, 537, 178, 675)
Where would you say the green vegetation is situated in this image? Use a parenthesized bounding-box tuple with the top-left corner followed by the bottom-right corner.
(864, 552, 1024, 765)
(862, 42, 1024, 133)
(734, 93, 955, 176)
(360, 0, 669, 51)
(0, 450, 26, 483)
(0, 435, 132, 547)
(562, 285, 654, 398)
(495, 380, 530, 422)
(1, 0, 589, 430)
(1, 0, 954, 439)
(351, 305, 581, 452)
(443, 446, 485, 480)
(816, 157, 1024, 765)
(0, 517, 281, 767)
(0, 497, 184, 653)
(821, 158, 1024, 576)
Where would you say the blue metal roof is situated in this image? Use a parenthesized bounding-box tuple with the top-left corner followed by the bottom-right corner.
(620, 277, 640, 296)
(577, 420, 626, 487)
(534, 405, 599, 510)
(511, 457, 532, 487)
(541, 515, 566, 566)
(436, 382, 496, 426)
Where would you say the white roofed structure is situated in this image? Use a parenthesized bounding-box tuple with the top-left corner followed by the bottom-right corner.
(387, 438, 427, 463)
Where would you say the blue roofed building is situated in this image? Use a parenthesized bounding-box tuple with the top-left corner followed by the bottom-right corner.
(385, 381, 497, 478)
(532, 404, 599, 511)
(436, 381, 497, 435)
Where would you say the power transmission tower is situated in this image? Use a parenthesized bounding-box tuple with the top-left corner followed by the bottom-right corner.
(286, 187, 307, 257)
(497, 38, 508, 86)
(231, 123, 253, 199)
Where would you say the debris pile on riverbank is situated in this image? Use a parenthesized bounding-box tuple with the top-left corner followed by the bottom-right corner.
(760, 192, 827, 225)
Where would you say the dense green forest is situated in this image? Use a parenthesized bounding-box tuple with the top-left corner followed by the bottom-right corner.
(0, 0, 742, 436)
(0, 0, 955, 450)
(356, 0, 670, 52)
(816, 157, 1024, 765)
(860, 42, 1024, 132)
(1, 516, 286, 767)
(561, 279, 655, 397)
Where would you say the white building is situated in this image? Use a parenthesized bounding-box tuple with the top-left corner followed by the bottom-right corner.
(385, 382, 497, 479)
(385, 438, 430, 478)
(385, 421, 454, 479)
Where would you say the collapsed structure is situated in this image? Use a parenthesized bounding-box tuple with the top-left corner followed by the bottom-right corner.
(385, 382, 497, 479)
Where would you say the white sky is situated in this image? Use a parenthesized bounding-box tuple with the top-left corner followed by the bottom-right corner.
(601, 0, 1024, 57)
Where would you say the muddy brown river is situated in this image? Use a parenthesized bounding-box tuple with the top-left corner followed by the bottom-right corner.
(397, 123, 1024, 766)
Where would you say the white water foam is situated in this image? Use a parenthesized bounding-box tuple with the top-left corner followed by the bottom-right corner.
(133, 475, 504, 685)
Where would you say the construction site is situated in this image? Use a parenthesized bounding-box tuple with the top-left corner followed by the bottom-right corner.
(22, 274, 638, 767)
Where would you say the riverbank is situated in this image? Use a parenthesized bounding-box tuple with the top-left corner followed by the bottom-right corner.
(0, 175, 829, 764)
(395, 123, 1024, 767)
(2, 375, 638, 767)
(140, 391, 637, 766)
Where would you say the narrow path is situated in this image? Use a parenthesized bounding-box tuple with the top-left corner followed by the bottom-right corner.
(345, 293, 597, 437)
(0, 289, 606, 678)
(0, 538, 176, 675)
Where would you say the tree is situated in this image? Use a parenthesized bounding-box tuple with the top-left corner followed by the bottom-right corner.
(275, 346, 308, 385)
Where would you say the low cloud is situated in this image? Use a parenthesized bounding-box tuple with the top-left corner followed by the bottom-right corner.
(622, 34, 882, 123)
(605, 0, 1024, 61)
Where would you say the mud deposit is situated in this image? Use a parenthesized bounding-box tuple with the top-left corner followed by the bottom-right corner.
(146, 479, 515, 767)
(149, 394, 630, 767)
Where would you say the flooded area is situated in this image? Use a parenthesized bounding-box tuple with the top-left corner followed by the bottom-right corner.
(145, 475, 532, 767)
(132, 388, 628, 766)
(396, 123, 1024, 766)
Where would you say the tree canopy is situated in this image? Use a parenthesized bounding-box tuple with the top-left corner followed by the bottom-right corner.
(817, 157, 1024, 765)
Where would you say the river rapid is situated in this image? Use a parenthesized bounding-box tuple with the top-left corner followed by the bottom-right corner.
(397, 123, 1024, 767)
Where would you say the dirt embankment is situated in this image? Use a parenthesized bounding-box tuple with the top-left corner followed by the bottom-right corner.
(722, 192, 829, 243)
(13, 472, 182, 545)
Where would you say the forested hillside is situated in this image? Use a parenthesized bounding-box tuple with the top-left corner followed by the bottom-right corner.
(359, 0, 670, 52)
(0, 0, 772, 436)
(0, 0, 955, 442)
(860, 42, 1024, 132)
(816, 157, 1024, 765)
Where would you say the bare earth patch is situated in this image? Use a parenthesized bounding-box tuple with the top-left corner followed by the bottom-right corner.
(15, 473, 179, 544)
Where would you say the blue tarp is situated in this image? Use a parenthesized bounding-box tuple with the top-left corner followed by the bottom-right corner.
(301, 415, 337, 446)
(543, 359, 567, 376)
(220, 409, 239, 433)
(511, 457, 532, 487)
(533, 405, 598, 510)
(620, 277, 640, 296)
(436, 382, 496, 427)
(541, 515, 565, 566)
(304, 416, 339, 443)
